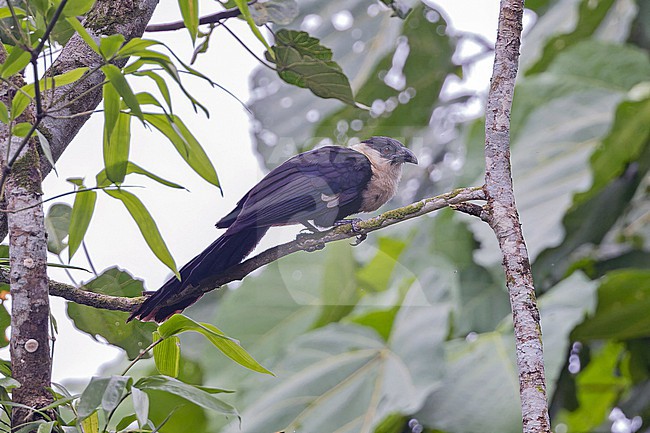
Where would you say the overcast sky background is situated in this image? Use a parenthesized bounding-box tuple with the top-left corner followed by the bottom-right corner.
(5, 0, 507, 381)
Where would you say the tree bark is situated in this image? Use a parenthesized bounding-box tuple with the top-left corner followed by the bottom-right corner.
(483, 0, 551, 432)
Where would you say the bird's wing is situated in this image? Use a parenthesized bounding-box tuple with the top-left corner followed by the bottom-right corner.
(230, 146, 372, 229)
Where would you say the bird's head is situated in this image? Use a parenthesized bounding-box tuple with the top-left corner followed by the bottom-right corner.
(362, 136, 418, 166)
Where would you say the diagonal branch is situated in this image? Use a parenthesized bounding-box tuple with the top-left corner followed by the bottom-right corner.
(483, 0, 551, 432)
(14, 187, 486, 313)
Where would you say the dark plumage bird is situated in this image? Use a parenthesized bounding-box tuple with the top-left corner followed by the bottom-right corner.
(130, 136, 417, 322)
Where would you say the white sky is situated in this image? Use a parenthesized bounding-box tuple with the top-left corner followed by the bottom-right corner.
(5, 0, 503, 382)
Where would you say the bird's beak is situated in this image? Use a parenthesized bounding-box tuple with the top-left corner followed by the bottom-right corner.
(394, 147, 418, 165)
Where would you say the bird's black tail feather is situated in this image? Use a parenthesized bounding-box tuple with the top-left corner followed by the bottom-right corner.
(129, 226, 268, 323)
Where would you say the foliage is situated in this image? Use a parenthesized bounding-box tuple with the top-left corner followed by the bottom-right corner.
(0, 0, 649, 432)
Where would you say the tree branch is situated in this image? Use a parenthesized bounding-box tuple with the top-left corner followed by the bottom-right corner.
(483, 1, 551, 432)
(15, 187, 485, 313)
(145, 7, 241, 33)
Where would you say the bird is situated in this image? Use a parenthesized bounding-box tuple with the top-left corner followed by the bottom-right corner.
(129, 136, 417, 322)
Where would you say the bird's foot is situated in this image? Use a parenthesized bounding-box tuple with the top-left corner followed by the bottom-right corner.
(295, 230, 325, 252)
(333, 218, 367, 246)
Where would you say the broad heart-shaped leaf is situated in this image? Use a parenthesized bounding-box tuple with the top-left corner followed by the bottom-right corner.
(220, 268, 453, 433)
(271, 30, 355, 105)
(416, 273, 597, 433)
(573, 270, 650, 340)
(45, 203, 72, 255)
(134, 375, 238, 417)
(67, 267, 156, 360)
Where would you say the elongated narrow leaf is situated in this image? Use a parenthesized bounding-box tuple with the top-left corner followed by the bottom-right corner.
(134, 70, 173, 112)
(233, 0, 272, 53)
(77, 376, 130, 419)
(45, 203, 72, 254)
(1, 47, 31, 79)
(153, 331, 181, 377)
(101, 64, 144, 121)
(96, 162, 185, 189)
(11, 67, 89, 120)
(117, 38, 159, 57)
(179, 0, 199, 43)
(158, 315, 272, 374)
(144, 113, 219, 187)
(67, 183, 97, 260)
(99, 34, 125, 60)
(131, 387, 149, 427)
(66, 17, 100, 54)
(134, 375, 238, 416)
(104, 189, 177, 276)
(80, 412, 99, 433)
(36, 421, 55, 433)
(103, 112, 131, 183)
(35, 129, 56, 174)
(102, 80, 120, 144)
(0, 103, 8, 123)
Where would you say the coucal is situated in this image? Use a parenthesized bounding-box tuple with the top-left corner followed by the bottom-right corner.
(130, 136, 417, 322)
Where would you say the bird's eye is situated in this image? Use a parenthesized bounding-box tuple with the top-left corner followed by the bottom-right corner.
(382, 145, 391, 154)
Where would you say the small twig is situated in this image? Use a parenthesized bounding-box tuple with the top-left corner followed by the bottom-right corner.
(221, 23, 276, 70)
(82, 241, 98, 276)
(121, 338, 163, 376)
(145, 7, 242, 32)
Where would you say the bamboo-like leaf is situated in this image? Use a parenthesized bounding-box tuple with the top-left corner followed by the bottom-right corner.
(134, 70, 173, 112)
(104, 189, 178, 277)
(144, 113, 219, 188)
(103, 112, 131, 183)
(67, 182, 97, 260)
(233, 0, 272, 54)
(134, 375, 239, 416)
(101, 64, 144, 121)
(102, 79, 120, 144)
(1, 47, 31, 79)
(35, 129, 56, 174)
(153, 331, 181, 378)
(0, 103, 8, 124)
(99, 34, 125, 60)
(117, 38, 159, 57)
(66, 17, 100, 54)
(179, 0, 199, 43)
(158, 315, 272, 375)
(96, 162, 185, 189)
(131, 387, 149, 427)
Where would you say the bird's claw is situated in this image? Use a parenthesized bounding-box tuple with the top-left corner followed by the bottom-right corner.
(333, 218, 366, 246)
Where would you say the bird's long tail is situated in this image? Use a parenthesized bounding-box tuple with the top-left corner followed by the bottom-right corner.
(129, 226, 268, 322)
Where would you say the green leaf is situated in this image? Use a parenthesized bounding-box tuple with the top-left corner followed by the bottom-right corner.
(65, 17, 100, 54)
(249, 0, 299, 26)
(573, 270, 650, 340)
(1, 47, 31, 79)
(144, 113, 219, 187)
(270, 30, 354, 105)
(61, 0, 95, 17)
(153, 331, 181, 378)
(179, 0, 199, 43)
(35, 129, 56, 174)
(67, 183, 97, 260)
(36, 421, 54, 433)
(77, 376, 130, 420)
(96, 162, 185, 189)
(233, 0, 271, 53)
(158, 315, 272, 375)
(67, 268, 157, 359)
(131, 387, 149, 427)
(134, 375, 238, 416)
(11, 67, 89, 120)
(104, 189, 178, 276)
(12, 122, 32, 137)
(134, 70, 173, 112)
(0, 304, 10, 348)
(103, 112, 131, 183)
(45, 203, 72, 255)
(116, 38, 159, 57)
(0, 103, 8, 124)
(101, 64, 144, 121)
(99, 34, 125, 60)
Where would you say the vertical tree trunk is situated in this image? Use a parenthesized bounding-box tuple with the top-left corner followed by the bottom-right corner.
(484, 0, 552, 432)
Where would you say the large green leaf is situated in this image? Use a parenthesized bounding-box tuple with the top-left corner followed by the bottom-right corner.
(67, 268, 156, 360)
(416, 273, 597, 432)
(270, 29, 355, 105)
(573, 270, 650, 340)
(178, 0, 199, 42)
(103, 112, 131, 184)
(77, 376, 131, 420)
